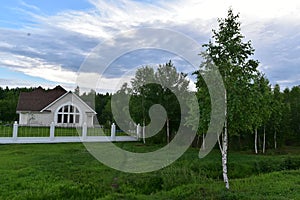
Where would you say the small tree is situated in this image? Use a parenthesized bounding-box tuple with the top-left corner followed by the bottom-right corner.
(74, 86, 80, 96)
(196, 9, 260, 189)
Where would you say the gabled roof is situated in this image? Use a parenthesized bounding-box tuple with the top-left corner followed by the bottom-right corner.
(16, 85, 67, 112)
(40, 91, 97, 114)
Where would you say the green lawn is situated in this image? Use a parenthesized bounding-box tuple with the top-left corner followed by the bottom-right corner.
(0, 143, 299, 199)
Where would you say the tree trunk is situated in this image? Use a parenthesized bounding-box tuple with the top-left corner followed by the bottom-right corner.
(254, 128, 258, 154)
(142, 124, 146, 144)
(220, 89, 229, 189)
(196, 134, 200, 147)
(222, 118, 229, 189)
(258, 135, 261, 152)
(274, 130, 277, 149)
(166, 118, 170, 143)
(202, 133, 206, 150)
(263, 126, 266, 154)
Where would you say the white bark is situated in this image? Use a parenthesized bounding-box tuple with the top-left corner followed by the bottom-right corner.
(274, 130, 277, 149)
(142, 125, 146, 144)
(220, 89, 229, 189)
(254, 128, 258, 154)
(202, 133, 206, 150)
(217, 132, 222, 152)
(222, 119, 229, 189)
(166, 118, 170, 143)
(263, 126, 266, 154)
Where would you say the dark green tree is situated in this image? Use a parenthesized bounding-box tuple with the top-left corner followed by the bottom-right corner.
(288, 86, 300, 144)
(269, 84, 284, 149)
(120, 61, 189, 143)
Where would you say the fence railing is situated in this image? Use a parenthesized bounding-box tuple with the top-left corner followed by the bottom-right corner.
(0, 122, 145, 144)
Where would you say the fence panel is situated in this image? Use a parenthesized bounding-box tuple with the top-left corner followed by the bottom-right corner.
(0, 124, 13, 137)
(55, 126, 82, 137)
(0, 122, 139, 143)
(87, 126, 109, 136)
(18, 126, 50, 137)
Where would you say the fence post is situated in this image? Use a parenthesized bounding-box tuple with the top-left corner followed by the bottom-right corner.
(142, 125, 146, 144)
(136, 123, 141, 140)
(82, 122, 87, 140)
(111, 123, 116, 141)
(13, 121, 18, 140)
(50, 122, 55, 141)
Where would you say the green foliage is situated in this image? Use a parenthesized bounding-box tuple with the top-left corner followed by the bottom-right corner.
(197, 8, 261, 136)
(190, 9, 300, 156)
(0, 87, 34, 123)
(115, 61, 190, 143)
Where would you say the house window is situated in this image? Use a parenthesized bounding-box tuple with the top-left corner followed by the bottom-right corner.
(57, 105, 80, 125)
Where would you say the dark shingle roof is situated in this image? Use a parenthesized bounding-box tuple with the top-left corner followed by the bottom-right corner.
(16, 85, 67, 112)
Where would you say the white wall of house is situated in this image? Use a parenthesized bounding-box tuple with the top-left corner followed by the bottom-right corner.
(48, 93, 95, 127)
(19, 112, 29, 125)
(18, 112, 53, 126)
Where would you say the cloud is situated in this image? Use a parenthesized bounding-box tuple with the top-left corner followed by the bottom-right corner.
(19, 1, 41, 12)
(0, 53, 76, 83)
(0, 0, 300, 91)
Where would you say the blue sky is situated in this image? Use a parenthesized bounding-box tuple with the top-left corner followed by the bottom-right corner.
(0, 0, 300, 93)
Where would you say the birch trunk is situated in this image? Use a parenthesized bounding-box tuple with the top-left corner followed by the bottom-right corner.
(274, 130, 277, 149)
(220, 89, 229, 189)
(166, 118, 170, 143)
(142, 125, 146, 144)
(222, 119, 229, 189)
(254, 128, 258, 154)
(263, 126, 266, 154)
(202, 133, 206, 150)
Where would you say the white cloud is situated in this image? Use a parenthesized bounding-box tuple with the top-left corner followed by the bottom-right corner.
(1, 0, 300, 90)
(0, 53, 76, 83)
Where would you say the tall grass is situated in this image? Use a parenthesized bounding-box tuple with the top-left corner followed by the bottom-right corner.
(0, 143, 299, 199)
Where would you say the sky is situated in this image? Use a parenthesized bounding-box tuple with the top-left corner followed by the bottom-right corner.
(0, 0, 300, 93)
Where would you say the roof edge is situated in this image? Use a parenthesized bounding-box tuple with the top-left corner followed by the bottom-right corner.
(40, 91, 69, 112)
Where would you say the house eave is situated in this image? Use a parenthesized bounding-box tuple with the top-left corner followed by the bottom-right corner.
(16, 110, 40, 113)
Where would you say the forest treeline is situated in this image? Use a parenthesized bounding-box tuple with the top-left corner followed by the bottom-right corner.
(0, 80, 299, 149)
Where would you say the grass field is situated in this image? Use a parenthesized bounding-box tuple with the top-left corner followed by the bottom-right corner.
(0, 143, 299, 199)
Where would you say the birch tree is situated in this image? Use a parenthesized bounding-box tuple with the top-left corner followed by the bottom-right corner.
(256, 75, 272, 154)
(197, 9, 259, 189)
(270, 84, 284, 149)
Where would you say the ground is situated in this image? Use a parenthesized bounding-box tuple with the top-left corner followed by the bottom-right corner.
(0, 143, 299, 199)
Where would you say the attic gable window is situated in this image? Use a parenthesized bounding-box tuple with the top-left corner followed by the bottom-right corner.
(57, 104, 80, 124)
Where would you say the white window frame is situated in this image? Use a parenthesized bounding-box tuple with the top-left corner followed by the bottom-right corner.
(54, 103, 82, 126)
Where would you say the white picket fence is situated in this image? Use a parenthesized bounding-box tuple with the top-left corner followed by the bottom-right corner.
(0, 122, 145, 144)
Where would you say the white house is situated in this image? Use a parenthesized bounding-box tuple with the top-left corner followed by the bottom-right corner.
(16, 86, 96, 127)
